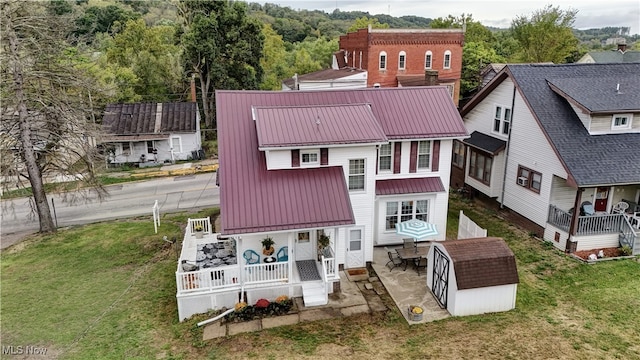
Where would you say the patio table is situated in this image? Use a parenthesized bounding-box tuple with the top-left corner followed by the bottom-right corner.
(396, 246, 429, 271)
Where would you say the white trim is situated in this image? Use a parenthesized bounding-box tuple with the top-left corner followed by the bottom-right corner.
(492, 104, 511, 136)
(379, 51, 387, 70)
(348, 158, 366, 192)
(443, 50, 452, 69)
(398, 51, 406, 70)
(378, 142, 393, 173)
(611, 113, 632, 130)
(425, 50, 433, 69)
(171, 136, 183, 153)
(300, 149, 319, 166)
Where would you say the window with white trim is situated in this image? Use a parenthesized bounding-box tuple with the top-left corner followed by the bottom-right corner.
(469, 149, 492, 185)
(398, 51, 406, 70)
(425, 51, 432, 69)
(517, 165, 542, 193)
(378, 143, 392, 172)
(385, 200, 430, 230)
(379, 51, 387, 70)
(348, 159, 365, 191)
(611, 114, 632, 130)
(493, 105, 511, 135)
(170, 136, 182, 152)
(301, 150, 319, 165)
(417, 140, 431, 169)
(443, 50, 451, 69)
(349, 228, 362, 251)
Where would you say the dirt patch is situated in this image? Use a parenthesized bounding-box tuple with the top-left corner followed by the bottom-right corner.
(573, 247, 622, 260)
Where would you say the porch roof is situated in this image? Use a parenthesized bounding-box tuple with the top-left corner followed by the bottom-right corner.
(462, 131, 506, 155)
(376, 177, 445, 196)
(101, 134, 169, 142)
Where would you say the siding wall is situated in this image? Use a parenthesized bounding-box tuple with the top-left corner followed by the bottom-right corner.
(588, 112, 640, 134)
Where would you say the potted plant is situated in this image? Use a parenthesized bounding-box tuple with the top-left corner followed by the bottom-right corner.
(261, 236, 275, 256)
(194, 224, 204, 239)
(317, 232, 330, 260)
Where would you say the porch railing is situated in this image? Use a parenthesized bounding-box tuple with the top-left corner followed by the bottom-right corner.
(243, 262, 289, 285)
(619, 216, 637, 251)
(176, 266, 241, 294)
(321, 246, 337, 280)
(547, 205, 624, 235)
(186, 217, 212, 237)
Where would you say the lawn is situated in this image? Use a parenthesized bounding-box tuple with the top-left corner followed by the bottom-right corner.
(1, 196, 639, 359)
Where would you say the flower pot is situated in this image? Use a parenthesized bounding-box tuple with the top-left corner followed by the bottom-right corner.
(195, 231, 203, 239)
(408, 306, 423, 321)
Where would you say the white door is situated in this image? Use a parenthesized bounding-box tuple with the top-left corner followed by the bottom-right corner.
(345, 228, 365, 268)
(295, 231, 313, 261)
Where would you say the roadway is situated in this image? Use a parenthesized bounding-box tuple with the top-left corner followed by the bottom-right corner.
(0, 172, 220, 249)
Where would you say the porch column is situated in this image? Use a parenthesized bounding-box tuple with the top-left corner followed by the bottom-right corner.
(566, 188, 583, 253)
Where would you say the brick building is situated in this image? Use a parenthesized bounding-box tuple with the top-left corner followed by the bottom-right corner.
(339, 26, 465, 105)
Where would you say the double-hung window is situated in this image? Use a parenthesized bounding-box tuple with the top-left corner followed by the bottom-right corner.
(417, 141, 431, 169)
(443, 50, 451, 69)
(425, 51, 432, 69)
(493, 105, 511, 135)
(452, 140, 465, 168)
(398, 51, 406, 70)
(378, 143, 392, 172)
(469, 149, 492, 185)
(385, 200, 430, 230)
(348, 159, 365, 191)
(379, 51, 387, 70)
(517, 165, 542, 193)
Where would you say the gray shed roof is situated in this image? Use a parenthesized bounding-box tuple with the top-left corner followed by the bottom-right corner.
(464, 63, 640, 187)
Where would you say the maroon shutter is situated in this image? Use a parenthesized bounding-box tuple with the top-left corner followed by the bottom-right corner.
(393, 142, 402, 174)
(432, 140, 440, 171)
(320, 148, 328, 165)
(375, 147, 379, 174)
(409, 141, 418, 173)
(291, 149, 300, 167)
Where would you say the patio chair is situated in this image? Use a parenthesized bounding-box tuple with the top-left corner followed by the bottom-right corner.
(612, 201, 629, 214)
(403, 238, 416, 249)
(580, 201, 595, 216)
(386, 251, 405, 272)
(414, 257, 428, 275)
(243, 249, 260, 265)
(276, 246, 288, 262)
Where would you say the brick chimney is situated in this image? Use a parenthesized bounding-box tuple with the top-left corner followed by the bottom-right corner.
(425, 70, 439, 86)
(190, 74, 197, 103)
(618, 42, 627, 53)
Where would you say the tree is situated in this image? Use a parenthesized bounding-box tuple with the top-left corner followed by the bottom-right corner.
(105, 19, 183, 102)
(74, 4, 140, 42)
(260, 24, 290, 90)
(178, 0, 264, 128)
(347, 16, 389, 33)
(511, 5, 579, 63)
(1, 1, 107, 233)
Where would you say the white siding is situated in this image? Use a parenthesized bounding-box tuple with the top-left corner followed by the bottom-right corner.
(574, 233, 621, 251)
(266, 149, 294, 170)
(543, 224, 569, 251)
(569, 103, 591, 131)
(549, 175, 576, 211)
(501, 88, 568, 228)
(588, 112, 640, 134)
(451, 285, 518, 316)
(282, 72, 368, 91)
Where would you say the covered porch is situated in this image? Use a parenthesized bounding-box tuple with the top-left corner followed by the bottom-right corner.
(176, 218, 339, 321)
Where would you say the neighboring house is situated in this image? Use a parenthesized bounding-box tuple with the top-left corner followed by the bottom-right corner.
(338, 26, 465, 105)
(175, 87, 467, 320)
(101, 102, 202, 165)
(281, 50, 368, 91)
(478, 64, 506, 89)
(455, 63, 640, 255)
(577, 43, 640, 63)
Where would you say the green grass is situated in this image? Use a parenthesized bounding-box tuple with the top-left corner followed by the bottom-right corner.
(2, 196, 640, 359)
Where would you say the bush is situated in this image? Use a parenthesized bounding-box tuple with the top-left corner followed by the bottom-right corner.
(619, 245, 633, 256)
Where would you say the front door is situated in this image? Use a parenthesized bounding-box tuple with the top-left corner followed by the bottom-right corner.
(295, 231, 313, 261)
(345, 228, 365, 268)
(594, 187, 609, 212)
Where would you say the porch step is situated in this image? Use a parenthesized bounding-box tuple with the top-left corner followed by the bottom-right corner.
(302, 281, 327, 307)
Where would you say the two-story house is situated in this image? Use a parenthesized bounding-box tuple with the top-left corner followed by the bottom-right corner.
(175, 87, 467, 320)
(338, 26, 465, 105)
(456, 63, 640, 255)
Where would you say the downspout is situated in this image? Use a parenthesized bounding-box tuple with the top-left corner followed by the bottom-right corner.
(499, 84, 517, 208)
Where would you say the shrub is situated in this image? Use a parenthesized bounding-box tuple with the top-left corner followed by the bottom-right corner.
(619, 245, 632, 256)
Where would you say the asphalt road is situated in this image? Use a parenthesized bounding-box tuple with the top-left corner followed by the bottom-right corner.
(0, 172, 220, 249)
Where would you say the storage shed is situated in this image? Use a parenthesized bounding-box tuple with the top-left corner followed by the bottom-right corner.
(426, 237, 519, 316)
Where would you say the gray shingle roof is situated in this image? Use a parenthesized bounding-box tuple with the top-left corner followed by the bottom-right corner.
(547, 77, 640, 112)
(506, 63, 640, 187)
(587, 51, 640, 63)
(463, 131, 506, 155)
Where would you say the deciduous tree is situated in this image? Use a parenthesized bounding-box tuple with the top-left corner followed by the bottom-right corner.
(1, 1, 107, 233)
(347, 16, 389, 32)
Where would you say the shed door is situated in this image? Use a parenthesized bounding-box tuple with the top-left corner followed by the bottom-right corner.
(432, 247, 449, 308)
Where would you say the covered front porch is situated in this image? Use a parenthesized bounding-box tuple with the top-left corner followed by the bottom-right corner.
(176, 218, 339, 321)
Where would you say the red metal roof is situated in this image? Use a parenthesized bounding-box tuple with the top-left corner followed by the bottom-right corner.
(216, 87, 466, 235)
(254, 104, 387, 148)
(376, 177, 445, 196)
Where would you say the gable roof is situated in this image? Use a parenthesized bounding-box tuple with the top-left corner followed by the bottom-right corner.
(102, 102, 197, 138)
(547, 77, 640, 113)
(254, 103, 387, 148)
(462, 63, 640, 187)
(216, 87, 467, 235)
(584, 50, 640, 64)
(441, 237, 519, 290)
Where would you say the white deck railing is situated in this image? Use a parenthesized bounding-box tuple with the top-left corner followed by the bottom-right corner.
(186, 217, 212, 238)
(322, 246, 337, 280)
(244, 262, 289, 285)
(176, 265, 241, 294)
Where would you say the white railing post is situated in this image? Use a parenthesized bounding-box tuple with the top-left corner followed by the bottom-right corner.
(152, 200, 160, 233)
